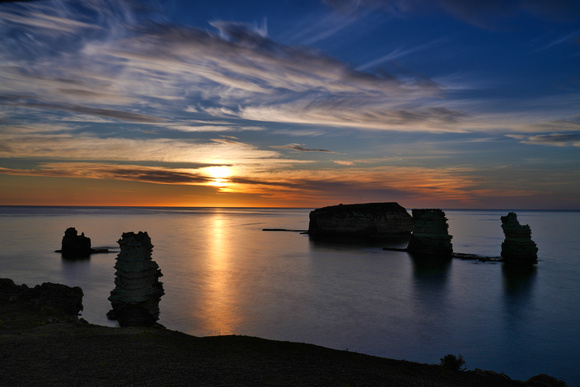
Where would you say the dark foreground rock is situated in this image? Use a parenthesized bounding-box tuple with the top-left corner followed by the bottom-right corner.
(308, 202, 413, 237)
(0, 278, 83, 326)
(0, 279, 567, 386)
(0, 323, 567, 387)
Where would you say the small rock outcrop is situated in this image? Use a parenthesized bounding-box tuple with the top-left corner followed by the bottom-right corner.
(0, 278, 83, 323)
(59, 227, 93, 257)
(308, 202, 413, 237)
(107, 232, 164, 327)
(407, 209, 453, 257)
(501, 212, 538, 264)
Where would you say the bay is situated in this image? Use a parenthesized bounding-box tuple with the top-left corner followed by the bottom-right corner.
(0, 206, 578, 385)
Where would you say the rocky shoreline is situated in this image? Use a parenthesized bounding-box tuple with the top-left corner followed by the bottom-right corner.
(0, 278, 567, 386)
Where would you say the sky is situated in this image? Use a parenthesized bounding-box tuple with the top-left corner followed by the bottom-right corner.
(1, 0, 579, 208)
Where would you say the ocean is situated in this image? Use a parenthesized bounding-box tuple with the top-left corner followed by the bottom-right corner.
(1, 206, 579, 385)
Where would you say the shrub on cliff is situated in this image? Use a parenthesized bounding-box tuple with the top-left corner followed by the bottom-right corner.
(440, 354, 467, 371)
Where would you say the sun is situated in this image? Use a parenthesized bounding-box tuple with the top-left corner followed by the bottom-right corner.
(206, 166, 231, 179)
(205, 166, 232, 187)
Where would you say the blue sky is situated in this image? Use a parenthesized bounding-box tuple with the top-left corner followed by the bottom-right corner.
(1, 0, 579, 208)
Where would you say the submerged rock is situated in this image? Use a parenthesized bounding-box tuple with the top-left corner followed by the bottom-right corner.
(107, 231, 164, 327)
(407, 209, 453, 257)
(308, 202, 413, 237)
(501, 212, 538, 265)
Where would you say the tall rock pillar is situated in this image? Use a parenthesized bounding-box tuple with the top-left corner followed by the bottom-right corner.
(407, 209, 453, 257)
(107, 232, 164, 326)
(501, 212, 538, 264)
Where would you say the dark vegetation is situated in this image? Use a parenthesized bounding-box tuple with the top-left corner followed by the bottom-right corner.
(440, 354, 468, 371)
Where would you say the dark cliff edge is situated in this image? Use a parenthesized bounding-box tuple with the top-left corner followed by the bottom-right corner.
(0, 278, 567, 386)
(308, 202, 413, 237)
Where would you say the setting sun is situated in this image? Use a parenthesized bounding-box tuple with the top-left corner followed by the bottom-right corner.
(206, 166, 232, 179)
(205, 166, 232, 187)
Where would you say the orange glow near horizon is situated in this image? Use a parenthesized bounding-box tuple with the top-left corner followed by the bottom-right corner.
(1, 165, 577, 210)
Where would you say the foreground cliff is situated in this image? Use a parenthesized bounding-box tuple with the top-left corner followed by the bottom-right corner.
(0, 278, 567, 386)
(308, 202, 413, 237)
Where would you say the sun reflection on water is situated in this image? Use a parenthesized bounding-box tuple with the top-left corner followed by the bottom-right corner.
(202, 212, 241, 335)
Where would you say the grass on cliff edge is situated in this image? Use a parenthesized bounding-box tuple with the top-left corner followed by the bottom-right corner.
(0, 310, 567, 387)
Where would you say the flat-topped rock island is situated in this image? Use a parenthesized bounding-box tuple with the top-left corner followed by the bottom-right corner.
(308, 202, 413, 237)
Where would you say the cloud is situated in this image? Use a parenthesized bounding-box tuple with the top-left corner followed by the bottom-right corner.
(271, 143, 334, 152)
(508, 133, 580, 147)
(0, 1, 471, 134)
(2, 101, 164, 123)
(522, 119, 580, 133)
(241, 103, 466, 132)
(0, 9, 97, 33)
(102, 167, 209, 184)
(333, 160, 356, 165)
(0, 130, 282, 163)
(104, 21, 438, 97)
(0, 162, 210, 185)
(220, 165, 536, 205)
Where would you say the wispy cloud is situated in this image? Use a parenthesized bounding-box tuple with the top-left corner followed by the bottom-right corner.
(0, 162, 210, 185)
(2, 100, 164, 123)
(271, 143, 334, 152)
(0, 129, 281, 163)
(219, 165, 539, 206)
(508, 133, 580, 147)
(0, 9, 98, 33)
(1, 1, 461, 134)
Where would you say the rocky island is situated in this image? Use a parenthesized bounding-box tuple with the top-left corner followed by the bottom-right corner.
(55, 227, 109, 258)
(407, 209, 453, 257)
(501, 212, 539, 265)
(308, 202, 413, 237)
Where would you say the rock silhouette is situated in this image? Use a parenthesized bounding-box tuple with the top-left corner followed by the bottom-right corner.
(56, 227, 108, 257)
(0, 278, 83, 319)
(59, 227, 93, 257)
(107, 232, 164, 326)
(501, 212, 538, 265)
(308, 202, 413, 237)
(407, 209, 453, 257)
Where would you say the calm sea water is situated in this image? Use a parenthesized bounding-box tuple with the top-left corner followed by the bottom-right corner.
(1, 206, 579, 385)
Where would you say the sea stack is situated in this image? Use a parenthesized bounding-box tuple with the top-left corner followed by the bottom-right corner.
(308, 202, 413, 237)
(59, 227, 93, 257)
(500, 212, 538, 265)
(107, 232, 164, 327)
(407, 209, 453, 257)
